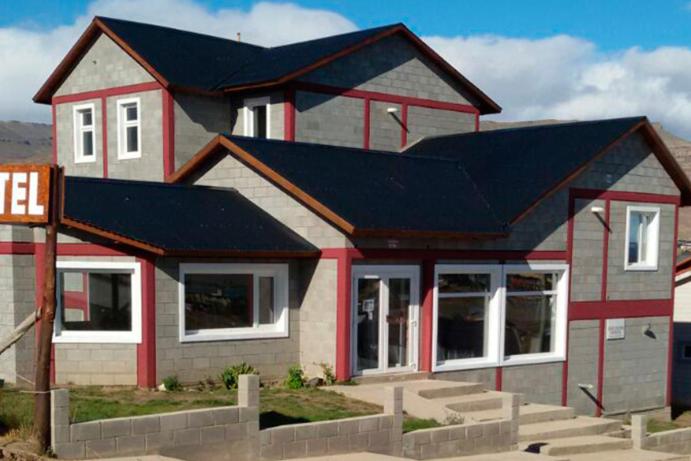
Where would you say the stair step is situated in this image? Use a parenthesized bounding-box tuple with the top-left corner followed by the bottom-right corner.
(536, 435, 632, 456)
(566, 449, 689, 461)
(417, 381, 485, 399)
(519, 416, 622, 442)
(449, 451, 568, 461)
(465, 403, 576, 424)
(352, 371, 431, 384)
(443, 390, 505, 413)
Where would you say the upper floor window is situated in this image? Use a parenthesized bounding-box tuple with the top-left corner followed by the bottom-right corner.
(243, 97, 270, 139)
(117, 98, 141, 159)
(73, 104, 96, 163)
(625, 206, 660, 271)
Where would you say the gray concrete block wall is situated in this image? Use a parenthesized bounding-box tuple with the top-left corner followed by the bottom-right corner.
(606, 201, 675, 300)
(632, 414, 691, 454)
(672, 322, 691, 408)
(406, 106, 476, 145)
(502, 363, 562, 405)
(436, 368, 496, 390)
(192, 154, 349, 248)
(106, 89, 164, 181)
(298, 259, 337, 378)
(294, 91, 364, 148)
(567, 320, 600, 416)
(229, 92, 285, 141)
(603, 316, 669, 414)
(56, 99, 104, 177)
(174, 93, 232, 169)
(570, 199, 605, 302)
(155, 258, 302, 383)
(300, 34, 478, 106)
(370, 101, 402, 151)
(54, 343, 137, 385)
(54, 33, 154, 96)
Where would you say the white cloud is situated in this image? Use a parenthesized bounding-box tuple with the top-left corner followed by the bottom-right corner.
(3, 0, 691, 140)
(0, 0, 356, 123)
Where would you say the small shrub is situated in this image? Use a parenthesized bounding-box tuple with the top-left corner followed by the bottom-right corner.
(220, 362, 258, 390)
(285, 365, 305, 389)
(319, 362, 336, 385)
(162, 375, 182, 391)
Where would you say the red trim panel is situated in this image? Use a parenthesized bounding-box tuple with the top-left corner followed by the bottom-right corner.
(321, 248, 567, 261)
(101, 96, 108, 178)
(137, 257, 157, 388)
(284, 87, 296, 141)
(569, 188, 681, 205)
(162, 88, 175, 178)
(596, 318, 605, 417)
(56, 243, 129, 256)
(600, 200, 610, 301)
(419, 259, 434, 372)
(363, 98, 371, 150)
(495, 367, 503, 391)
(0, 242, 36, 254)
(51, 104, 58, 165)
(335, 250, 353, 381)
(569, 299, 673, 320)
(52, 82, 162, 105)
(668, 204, 679, 406)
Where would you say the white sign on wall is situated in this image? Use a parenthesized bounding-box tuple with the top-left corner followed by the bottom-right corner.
(606, 318, 626, 340)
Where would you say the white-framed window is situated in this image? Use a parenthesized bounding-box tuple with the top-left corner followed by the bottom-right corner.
(179, 263, 289, 342)
(433, 263, 568, 371)
(54, 261, 142, 344)
(73, 103, 96, 163)
(243, 96, 271, 139)
(117, 97, 141, 159)
(625, 205, 660, 271)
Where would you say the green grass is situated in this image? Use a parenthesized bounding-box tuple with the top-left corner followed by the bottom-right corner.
(0, 385, 382, 435)
(647, 418, 680, 433)
(402, 417, 441, 433)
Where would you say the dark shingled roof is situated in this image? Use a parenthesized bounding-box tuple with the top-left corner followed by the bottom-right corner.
(62, 176, 318, 256)
(404, 117, 648, 223)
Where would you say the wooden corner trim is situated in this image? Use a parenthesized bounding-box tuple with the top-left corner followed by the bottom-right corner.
(166, 134, 225, 183)
(60, 216, 165, 255)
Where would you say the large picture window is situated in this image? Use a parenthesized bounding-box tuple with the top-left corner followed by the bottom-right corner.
(625, 206, 660, 271)
(433, 263, 567, 371)
(54, 261, 141, 343)
(179, 264, 288, 342)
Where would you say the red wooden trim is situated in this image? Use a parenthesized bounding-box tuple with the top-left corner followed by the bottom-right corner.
(400, 103, 408, 148)
(52, 82, 162, 105)
(0, 242, 36, 254)
(596, 318, 605, 416)
(495, 367, 503, 391)
(561, 349, 569, 406)
(162, 88, 175, 178)
(569, 299, 673, 320)
(51, 104, 57, 164)
(668, 204, 679, 406)
(475, 113, 480, 132)
(294, 82, 480, 114)
(570, 188, 681, 205)
(284, 87, 296, 142)
(101, 96, 108, 178)
(363, 98, 371, 149)
(563, 190, 576, 406)
(335, 250, 353, 381)
(136, 257, 157, 388)
(56, 242, 129, 256)
(321, 248, 567, 261)
(419, 259, 435, 372)
(600, 199, 610, 301)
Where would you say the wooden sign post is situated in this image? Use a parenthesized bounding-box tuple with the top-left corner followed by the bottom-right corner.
(0, 164, 59, 452)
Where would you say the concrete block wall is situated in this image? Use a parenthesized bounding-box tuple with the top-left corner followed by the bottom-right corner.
(567, 320, 600, 416)
(370, 101, 402, 151)
(502, 363, 562, 405)
(50, 375, 260, 460)
(54, 344, 137, 385)
(294, 91, 364, 148)
(401, 393, 519, 460)
(603, 316, 669, 414)
(55, 98, 104, 178)
(154, 258, 302, 383)
(259, 386, 402, 460)
(230, 92, 285, 141)
(192, 154, 349, 248)
(406, 106, 476, 145)
(436, 368, 496, 392)
(632, 414, 691, 455)
(570, 198, 605, 301)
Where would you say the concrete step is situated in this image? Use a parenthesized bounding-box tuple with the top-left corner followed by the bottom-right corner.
(445, 452, 567, 460)
(416, 381, 485, 399)
(464, 403, 575, 424)
(532, 435, 632, 456)
(566, 449, 689, 461)
(519, 416, 622, 442)
(442, 391, 506, 413)
(352, 371, 431, 384)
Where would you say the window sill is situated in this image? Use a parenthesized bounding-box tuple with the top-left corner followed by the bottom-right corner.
(500, 353, 565, 367)
(74, 157, 97, 164)
(53, 332, 141, 344)
(625, 264, 659, 272)
(180, 329, 288, 343)
(118, 152, 142, 160)
(433, 358, 499, 373)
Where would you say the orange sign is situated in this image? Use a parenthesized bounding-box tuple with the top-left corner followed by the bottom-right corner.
(0, 164, 51, 224)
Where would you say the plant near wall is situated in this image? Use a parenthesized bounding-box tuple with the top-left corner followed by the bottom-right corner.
(162, 375, 183, 391)
(220, 362, 258, 390)
(319, 363, 336, 385)
(285, 365, 305, 389)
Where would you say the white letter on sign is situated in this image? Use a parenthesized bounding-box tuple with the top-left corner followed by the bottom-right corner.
(11, 173, 27, 215)
(28, 172, 44, 216)
(0, 172, 9, 214)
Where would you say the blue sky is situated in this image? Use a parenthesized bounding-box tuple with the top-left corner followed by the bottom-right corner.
(3, 0, 691, 51)
(3, 0, 691, 138)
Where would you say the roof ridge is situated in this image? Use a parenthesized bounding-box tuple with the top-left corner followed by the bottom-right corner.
(265, 23, 403, 50)
(96, 16, 267, 50)
(453, 161, 507, 229)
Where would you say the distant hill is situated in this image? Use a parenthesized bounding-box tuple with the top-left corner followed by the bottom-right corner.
(0, 121, 51, 163)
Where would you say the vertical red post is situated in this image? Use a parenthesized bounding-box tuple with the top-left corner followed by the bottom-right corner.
(335, 251, 353, 381)
(600, 199, 610, 301)
(284, 87, 296, 142)
(495, 367, 503, 391)
(363, 98, 371, 150)
(668, 204, 680, 406)
(596, 318, 606, 416)
(136, 257, 157, 388)
(400, 103, 408, 148)
(161, 89, 175, 178)
(51, 103, 57, 165)
(474, 112, 480, 132)
(101, 96, 108, 178)
(419, 259, 435, 372)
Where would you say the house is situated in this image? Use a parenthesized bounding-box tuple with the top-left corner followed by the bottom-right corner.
(0, 17, 688, 419)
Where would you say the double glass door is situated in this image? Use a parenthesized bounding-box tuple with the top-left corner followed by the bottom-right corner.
(352, 266, 420, 374)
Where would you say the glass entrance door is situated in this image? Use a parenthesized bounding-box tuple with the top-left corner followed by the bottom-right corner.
(352, 266, 419, 375)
